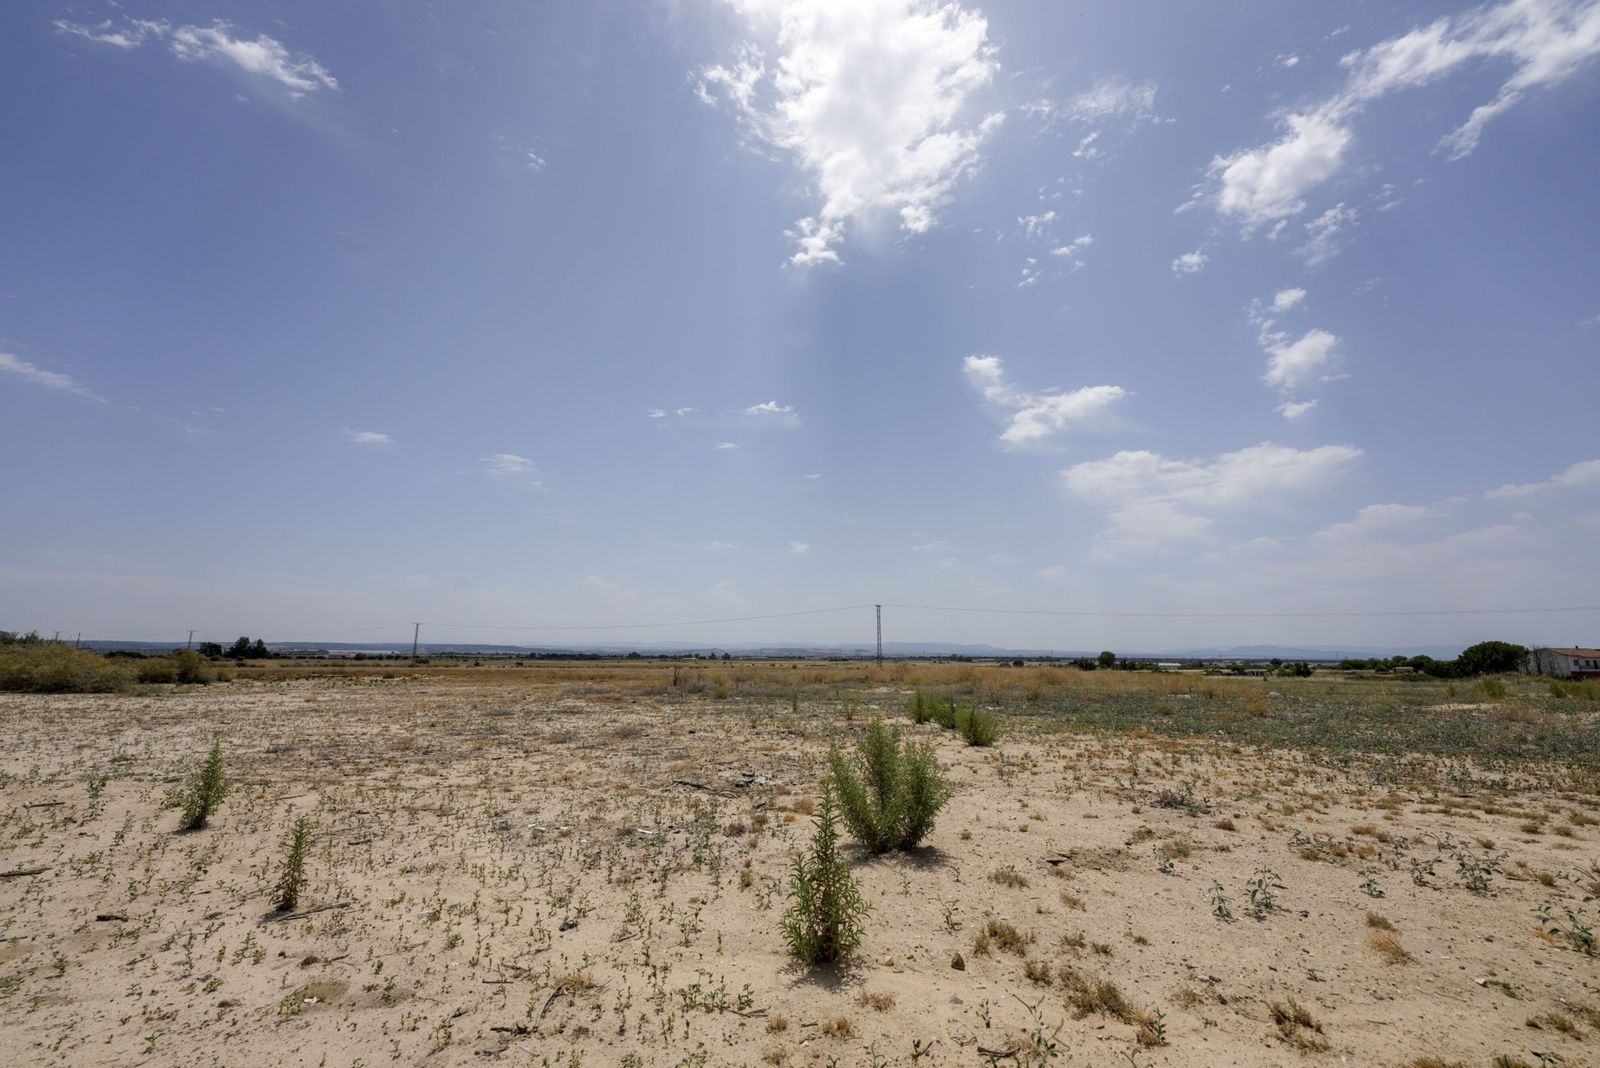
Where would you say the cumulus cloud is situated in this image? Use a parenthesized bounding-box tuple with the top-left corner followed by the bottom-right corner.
(1277, 398, 1320, 419)
(1315, 502, 1444, 541)
(1263, 328, 1341, 392)
(345, 429, 392, 445)
(55, 17, 337, 93)
(963, 355, 1127, 450)
(1272, 287, 1307, 312)
(1487, 458, 1600, 498)
(745, 400, 797, 416)
(1171, 249, 1208, 274)
(1208, 0, 1600, 230)
(0, 352, 105, 402)
(698, 0, 1002, 266)
(1062, 441, 1364, 556)
(788, 540, 811, 554)
(1211, 111, 1352, 230)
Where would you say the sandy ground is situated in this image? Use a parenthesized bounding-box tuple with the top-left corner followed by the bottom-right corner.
(2, 674, 1598, 1067)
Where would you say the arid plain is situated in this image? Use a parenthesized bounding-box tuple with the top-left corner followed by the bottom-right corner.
(3, 661, 1599, 1067)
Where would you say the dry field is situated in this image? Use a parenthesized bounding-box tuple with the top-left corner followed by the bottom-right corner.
(3, 661, 1599, 1067)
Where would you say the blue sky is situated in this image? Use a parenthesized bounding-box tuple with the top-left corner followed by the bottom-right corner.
(3, 0, 1599, 651)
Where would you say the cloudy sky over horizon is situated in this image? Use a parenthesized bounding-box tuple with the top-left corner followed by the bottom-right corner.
(3, 0, 1598, 651)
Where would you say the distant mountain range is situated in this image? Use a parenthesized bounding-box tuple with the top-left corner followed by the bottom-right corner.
(79, 639, 1469, 661)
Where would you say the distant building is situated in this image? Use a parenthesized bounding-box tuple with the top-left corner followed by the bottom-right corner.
(1522, 647, 1600, 680)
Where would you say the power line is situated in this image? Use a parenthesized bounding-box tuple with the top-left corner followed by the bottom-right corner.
(881, 602, 1600, 620)
(419, 604, 877, 633)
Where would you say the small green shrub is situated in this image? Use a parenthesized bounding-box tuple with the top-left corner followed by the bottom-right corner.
(136, 650, 218, 685)
(828, 716, 950, 852)
(781, 783, 868, 965)
(272, 816, 313, 912)
(907, 689, 934, 724)
(178, 738, 231, 831)
(0, 643, 133, 693)
(955, 705, 1001, 747)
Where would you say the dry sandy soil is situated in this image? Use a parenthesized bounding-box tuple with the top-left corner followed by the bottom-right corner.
(3, 668, 1599, 1067)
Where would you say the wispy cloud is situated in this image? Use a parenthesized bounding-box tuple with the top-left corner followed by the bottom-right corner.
(345, 429, 392, 446)
(964, 355, 1126, 450)
(1026, 76, 1158, 126)
(1208, 0, 1600, 232)
(1171, 249, 1208, 275)
(0, 352, 106, 402)
(788, 540, 811, 555)
(714, 441, 740, 451)
(697, 0, 1002, 266)
(55, 17, 337, 94)
(480, 453, 539, 480)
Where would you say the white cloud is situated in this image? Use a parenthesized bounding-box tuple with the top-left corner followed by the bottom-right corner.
(345, 429, 391, 445)
(1072, 130, 1102, 159)
(1037, 564, 1072, 583)
(714, 441, 740, 450)
(1278, 53, 1302, 68)
(1019, 210, 1057, 237)
(699, 0, 1002, 266)
(647, 408, 668, 418)
(1297, 202, 1357, 265)
(1051, 234, 1094, 262)
(481, 452, 538, 476)
(1209, 0, 1600, 229)
(1211, 111, 1352, 230)
(1028, 76, 1158, 126)
(1171, 249, 1208, 274)
(745, 400, 797, 416)
(1315, 502, 1444, 541)
(803, 472, 822, 479)
(963, 355, 1127, 450)
(707, 541, 739, 551)
(1263, 328, 1341, 392)
(53, 18, 164, 50)
(169, 23, 338, 92)
(56, 18, 337, 94)
(1486, 458, 1600, 498)
(788, 540, 811, 555)
(1062, 441, 1364, 556)
(0, 352, 105, 402)
(1277, 398, 1320, 419)
(1272, 287, 1307, 312)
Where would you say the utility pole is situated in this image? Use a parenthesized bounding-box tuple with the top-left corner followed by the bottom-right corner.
(186, 629, 194, 651)
(875, 604, 883, 665)
(74, 633, 81, 650)
(411, 622, 421, 662)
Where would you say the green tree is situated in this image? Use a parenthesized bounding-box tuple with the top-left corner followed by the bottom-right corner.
(1097, 650, 1117, 668)
(1454, 641, 1527, 677)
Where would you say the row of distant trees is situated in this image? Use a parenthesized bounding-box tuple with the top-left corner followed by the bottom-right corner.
(196, 637, 272, 660)
(1337, 641, 1527, 678)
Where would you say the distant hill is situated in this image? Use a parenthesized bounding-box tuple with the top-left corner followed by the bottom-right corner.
(77, 638, 1468, 661)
